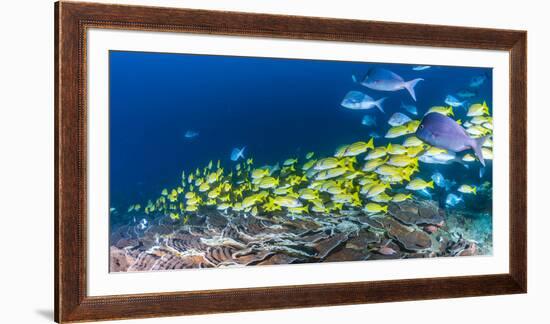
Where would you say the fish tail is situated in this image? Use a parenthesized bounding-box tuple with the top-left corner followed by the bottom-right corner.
(427, 180, 434, 189)
(471, 136, 488, 167)
(382, 205, 388, 213)
(448, 106, 454, 117)
(404, 78, 423, 101)
(473, 187, 477, 195)
(366, 137, 375, 150)
(375, 97, 386, 113)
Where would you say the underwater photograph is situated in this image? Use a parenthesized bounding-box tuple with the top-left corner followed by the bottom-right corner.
(109, 51, 493, 272)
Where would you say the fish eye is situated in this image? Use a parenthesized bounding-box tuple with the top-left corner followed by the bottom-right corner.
(419, 125, 424, 129)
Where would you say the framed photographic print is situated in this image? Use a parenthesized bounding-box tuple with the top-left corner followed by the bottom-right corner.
(55, 1, 527, 323)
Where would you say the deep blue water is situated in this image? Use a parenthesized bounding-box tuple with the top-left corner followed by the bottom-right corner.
(109, 51, 492, 216)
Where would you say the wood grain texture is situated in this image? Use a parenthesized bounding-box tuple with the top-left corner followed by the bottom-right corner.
(55, 1, 527, 322)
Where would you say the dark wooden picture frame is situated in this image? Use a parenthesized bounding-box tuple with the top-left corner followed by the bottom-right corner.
(55, 1, 527, 322)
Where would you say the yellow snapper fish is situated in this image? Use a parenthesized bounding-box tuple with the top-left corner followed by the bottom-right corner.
(341, 138, 374, 157)
(258, 176, 279, 189)
(385, 125, 409, 139)
(194, 177, 204, 186)
(360, 184, 376, 195)
(161, 188, 168, 196)
(362, 156, 389, 172)
(424, 147, 448, 156)
(217, 203, 232, 212)
(311, 204, 329, 213)
(426, 105, 454, 117)
(406, 178, 434, 190)
(314, 157, 345, 170)
(332, 192, 360, 206)
(375, 165, 410, 181)
(482, 147, 493, 160)
(206, 172, 219, 184)
(470, 116, 492, 125)
(315, 167, 349, 180)
(462, 153, 476, 162)
(251, 168, 270, 179)
(306, 152, 315, 159)
(302, 159, 317, 171)
(198, 182, 210, 192)
(364, 146, 388, 160)
(232, 202, 244, 212)
(273, 186, 294, 196)
(371, 192, 392, 203)
(272, 196, 303, 208)
(326, 184, 346, 195)
(344, 171, 363, 180)
(482, 122, 493, 130)
(406, 120, 421, 132)
(392, 193, 412, 202)
(169, 212, 180, 221)
(241, 195, 262, 209)
(367, 183, 391, 198)
(467, 101, 490, 117)
(283, 158, 298, 166)
(334, 144, 349, 158)
(207, 186, 222, 199)
(288, 205, 309, 214)
(387, 154, 418, 167)
(465, 125, 490, 137)
(287, 174, 307, 186)
(458, 184, 477, 195)
(186, 196, 201, 206)
(402, 136, 424, 147)
(363, 203, 388, 214)
(358, 175, 378, 186)
(386, 143, 408, 155)
(185, 205, 198, 212)
(406, 145, 426, 158)
(298, 188, 319, 200)
(250, 206, 259, 217)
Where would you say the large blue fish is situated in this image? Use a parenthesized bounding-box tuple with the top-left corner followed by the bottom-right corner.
(361, 68, 423, 101)
(341, 91, 386, 113)
(416, 113, 488, 166)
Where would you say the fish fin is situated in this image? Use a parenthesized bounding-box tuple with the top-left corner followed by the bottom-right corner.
(404, 78, 424, 101)
(351, 74, 357, 83)
(374, 97, 386, 113)
(471, 136, 488, 167)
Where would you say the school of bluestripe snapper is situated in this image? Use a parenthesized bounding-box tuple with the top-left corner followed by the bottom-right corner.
(114, 67, 493, 271)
